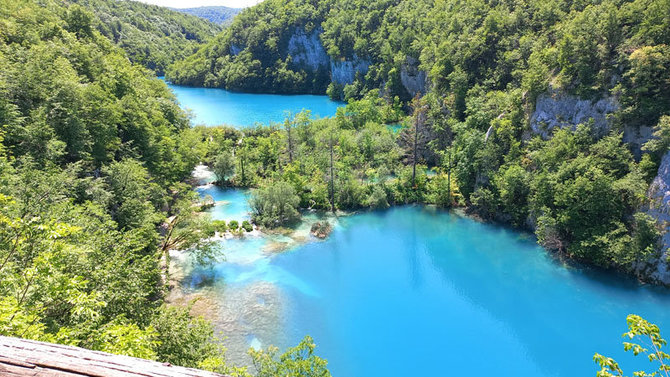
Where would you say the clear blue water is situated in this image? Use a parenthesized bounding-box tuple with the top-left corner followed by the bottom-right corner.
(182, 185, 670, 377)
(196, 184, 251, 221)
(161, 78, 342, 127)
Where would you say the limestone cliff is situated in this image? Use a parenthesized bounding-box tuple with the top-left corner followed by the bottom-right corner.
(530, 88, 619, 139)
(647, 151, 670, 284)
(528, 88, 655, 158)
(400, 56, 427, 96)
(330, 55, 371, 85)
(287, 27, 329, 71)
(285, 27, 372, 86)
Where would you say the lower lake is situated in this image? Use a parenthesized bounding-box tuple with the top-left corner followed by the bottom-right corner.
(175, 177, 670, 377)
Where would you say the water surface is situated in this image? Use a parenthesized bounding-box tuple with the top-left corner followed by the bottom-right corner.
(180, 184, 670, 377)
(163, 79, 342, 127)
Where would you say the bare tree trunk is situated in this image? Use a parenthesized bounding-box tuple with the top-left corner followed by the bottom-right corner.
(240, 153, 245, 184)
(412, 117, 418, 187)
(447, 149, 452, 205)
(287, 124, 294, 164)
(329, 133, 335, 213)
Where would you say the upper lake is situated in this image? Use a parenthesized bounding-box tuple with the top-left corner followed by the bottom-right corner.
(162, 78, 342, 127)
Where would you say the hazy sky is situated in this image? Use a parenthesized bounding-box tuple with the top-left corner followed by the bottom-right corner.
(135, 0, 262, 8)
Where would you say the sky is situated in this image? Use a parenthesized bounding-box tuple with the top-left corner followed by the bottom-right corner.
(134, 0, 262, 8)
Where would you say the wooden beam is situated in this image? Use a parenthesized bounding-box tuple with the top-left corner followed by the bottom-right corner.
(0, 336, 228, 377)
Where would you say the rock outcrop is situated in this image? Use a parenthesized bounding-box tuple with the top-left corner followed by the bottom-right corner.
(530, 88, 619, 139)
(647, 151, 670, 284)
(284, 28, 372, 86)
(330, 55, 370, 85)
(287, 27, 329, 71)
(310, 221, 332, 239)
(400, 56, 427, 96)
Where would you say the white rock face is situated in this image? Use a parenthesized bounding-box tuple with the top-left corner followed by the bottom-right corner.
(648, 151, 670, 284)
(330, 55, 370, 85)
(287, 28, 329, 71)
(530, 89, 619, 139)
(400, 56, 427, 96)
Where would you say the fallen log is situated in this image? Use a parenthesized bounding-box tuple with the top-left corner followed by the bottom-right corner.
(0, 336, 227, 377)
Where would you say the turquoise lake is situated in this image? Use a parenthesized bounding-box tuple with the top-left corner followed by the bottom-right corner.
(162, 79, 342, 127)
(173, 86, 670, 376)
(178, 181, 670, 377)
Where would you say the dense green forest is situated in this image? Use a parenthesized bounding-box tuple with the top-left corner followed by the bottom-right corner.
(0, 0, 328, 375)
(174, 6, 241, 25)
(72, 0, 221, 74)
(170, 0, 670, 279)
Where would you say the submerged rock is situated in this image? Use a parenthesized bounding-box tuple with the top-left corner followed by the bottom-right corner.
(310, 221, 332, 239)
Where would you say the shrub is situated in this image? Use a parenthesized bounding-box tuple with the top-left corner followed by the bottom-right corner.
(366, 185, 389, 209)
(249, 181, 301, 228)
(228, 220, 239, 230)
(211, 220, 227, 233)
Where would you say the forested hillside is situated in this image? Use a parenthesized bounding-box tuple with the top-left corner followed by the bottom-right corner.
(174, 6, 241, 25)
(170, 0, 670, 281)
(72, 0, 221, 74)
(0, 0, 221, 367)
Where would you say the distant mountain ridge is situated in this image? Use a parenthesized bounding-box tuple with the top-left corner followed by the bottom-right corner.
(173, 6, 241, 25)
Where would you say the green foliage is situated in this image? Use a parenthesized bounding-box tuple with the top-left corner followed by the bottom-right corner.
(250, 335, 331, 377)
(212, 220, 228, 233)
(213, 151, 236, 183)
(249, 181, 301, 228)
(0, 0, 224, 372)
(526, 128, 656, 272)
(366, 185, 389, 209)
(241, 220, 253, 232)
(74, 0, 221, 74)
(594, 315, 670, 377)
(643, 115, 670, 168)
(151, 305, 230, 373)
(228, 220, 239, 231)
(494, 164, 530, 227)
(619, 45, 670, 128)
(169, 0, 670, 113)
